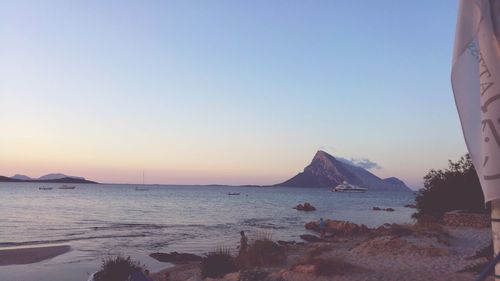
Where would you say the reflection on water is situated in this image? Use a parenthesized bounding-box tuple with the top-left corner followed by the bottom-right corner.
(0, 183, 415, 281)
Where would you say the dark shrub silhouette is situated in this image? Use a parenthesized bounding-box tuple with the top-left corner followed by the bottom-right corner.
(413, 154, 487, 220)
(201, 248, 237, 278)
(93, 256, 144, 281)
(244, 239, 286, 267)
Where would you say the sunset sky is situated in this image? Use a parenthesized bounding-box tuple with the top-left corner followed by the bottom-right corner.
(0, 1, 464, 188)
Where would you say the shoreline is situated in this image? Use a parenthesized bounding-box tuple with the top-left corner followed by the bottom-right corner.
(148, 223, 493, 281)
(0, 245, 71, 266)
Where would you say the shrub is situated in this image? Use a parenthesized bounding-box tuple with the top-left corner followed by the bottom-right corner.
(201, 248, 237, 278)
(244, 239, 286, 267)
(413, 154, 487, 221)
(93, 256, 144, 281)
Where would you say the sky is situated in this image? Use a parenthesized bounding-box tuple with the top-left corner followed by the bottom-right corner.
(0, 1, 465, 188)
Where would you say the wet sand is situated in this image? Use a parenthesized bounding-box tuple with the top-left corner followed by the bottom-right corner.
(0, 245, 71, 266)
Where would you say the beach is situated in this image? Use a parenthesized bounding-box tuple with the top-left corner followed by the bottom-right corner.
(0, 222, 492, 281)
(149, 224, 493, 281)
(2, 183, 486, 280)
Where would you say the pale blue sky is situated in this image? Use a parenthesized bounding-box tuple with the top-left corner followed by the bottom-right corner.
(0, 1, 464, 188)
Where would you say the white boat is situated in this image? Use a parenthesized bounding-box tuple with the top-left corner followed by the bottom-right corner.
(331, 181, 368, 193)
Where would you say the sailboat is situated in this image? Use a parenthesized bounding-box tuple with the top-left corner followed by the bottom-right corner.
(135, 171, 148, 191)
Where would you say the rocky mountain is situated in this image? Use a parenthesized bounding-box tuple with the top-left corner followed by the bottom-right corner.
(0, 176, 21, 182)
(0, 173, 96, 184)
(37, 173, 84, 181)
(11, 174, 33, 181)
(276, 150, 411, 191)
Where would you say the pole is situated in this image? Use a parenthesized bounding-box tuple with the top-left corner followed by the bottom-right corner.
(493, 200, 500, 280)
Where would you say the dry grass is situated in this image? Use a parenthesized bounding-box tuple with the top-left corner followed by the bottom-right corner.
(292, 256, 355, 277)
(93, 256, 144, 281)
(307, 244, 333, 258)
(241, 239, 286, 268)
(201, 248, 237, 279)
(312, 257, 354, 276)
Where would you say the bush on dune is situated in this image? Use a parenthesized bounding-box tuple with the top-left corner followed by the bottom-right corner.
(93, 256, 144, 281)
(201, 248, 238, 278)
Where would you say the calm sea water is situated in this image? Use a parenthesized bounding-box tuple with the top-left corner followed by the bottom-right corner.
(0, 183, 415, 281)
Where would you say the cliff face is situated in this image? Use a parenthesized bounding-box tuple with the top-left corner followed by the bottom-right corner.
(276, 151, 411, 191)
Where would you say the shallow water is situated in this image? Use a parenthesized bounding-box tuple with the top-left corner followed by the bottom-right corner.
(0, 183, 415, 281)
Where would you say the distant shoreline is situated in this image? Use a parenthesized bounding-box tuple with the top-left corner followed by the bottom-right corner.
(0, 176, 97, 184)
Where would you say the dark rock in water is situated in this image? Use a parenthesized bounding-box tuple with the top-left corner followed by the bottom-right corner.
(149, 252, 202, 264)
(300, 234, 324, 243)
(293, 202, 316, 211)
(305, 219, 370, 236)
(404, 204, 417, 208)
(277, 240, 297, 246)
(373, 207, 395, 212)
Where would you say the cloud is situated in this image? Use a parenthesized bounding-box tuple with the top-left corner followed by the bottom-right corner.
(337, 157, 382, 170)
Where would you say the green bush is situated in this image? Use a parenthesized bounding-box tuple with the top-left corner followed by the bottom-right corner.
(93, 256, 144, 281)
(413, 154, 487, 220)
(201, 248, 237, 278)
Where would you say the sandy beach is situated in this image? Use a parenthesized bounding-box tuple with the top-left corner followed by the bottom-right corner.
(0, 245, 71, 266)
(149, 223, 494, 281)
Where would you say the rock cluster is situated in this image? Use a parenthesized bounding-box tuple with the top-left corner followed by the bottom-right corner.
(372, 206, 395, 212)
(299, 234, 324, 243)
(149, 252, 202, 264)
(293, 202, 316, 211)
(305, 219, 370, 235)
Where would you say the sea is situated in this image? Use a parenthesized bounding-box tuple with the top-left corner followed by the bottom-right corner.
(0, 183, 416, 281)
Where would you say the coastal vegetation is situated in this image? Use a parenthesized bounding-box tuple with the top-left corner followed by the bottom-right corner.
(243, 239, 286, 268)
(413, 154, 487, 221)
(200, 248, 237, 278)
(93, 256, 144, 281)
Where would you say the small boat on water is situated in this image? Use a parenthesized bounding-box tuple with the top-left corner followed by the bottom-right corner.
(59, 185, 76, 190)
(39, 187, 53, 190)
(331, 181, 368, 193)
(228, 192, 240, 195)
(135, 187, 149, 191)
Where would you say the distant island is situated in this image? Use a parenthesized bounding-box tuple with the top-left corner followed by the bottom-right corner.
(0, 173, 97, 184)
(275, 150, 411, 191)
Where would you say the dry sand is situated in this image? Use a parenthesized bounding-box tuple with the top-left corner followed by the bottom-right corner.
(0, 245, 71, 266)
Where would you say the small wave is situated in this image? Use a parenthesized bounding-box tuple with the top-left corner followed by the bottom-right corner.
(240, 218, 286, 230)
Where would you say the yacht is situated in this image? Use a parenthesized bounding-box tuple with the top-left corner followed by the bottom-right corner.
(331, 181, 368, 193)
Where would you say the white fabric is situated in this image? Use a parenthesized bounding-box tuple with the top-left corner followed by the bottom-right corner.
(452, 0, 500, 202)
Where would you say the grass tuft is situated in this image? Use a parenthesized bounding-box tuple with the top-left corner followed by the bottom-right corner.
(201, 248, 237, 278)
(93, 256, 144, 281)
